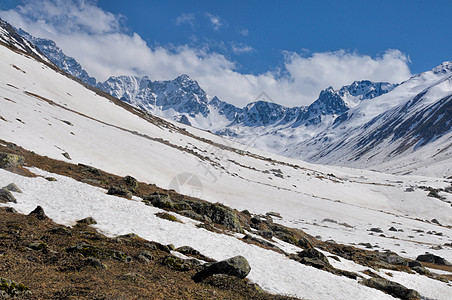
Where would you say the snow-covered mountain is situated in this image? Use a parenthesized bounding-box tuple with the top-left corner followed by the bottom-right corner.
(17, 29, 97, 85)
(288, 62, 452, 176)
(12, 24, 452, 179)
(1, 18, 452, 300)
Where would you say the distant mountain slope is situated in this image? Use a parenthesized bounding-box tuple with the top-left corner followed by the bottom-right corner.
(288, 62, 452, 174)
(12, 22, 452, 177)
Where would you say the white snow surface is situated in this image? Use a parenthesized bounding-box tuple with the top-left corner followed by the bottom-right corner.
(0, 43, 451, 299)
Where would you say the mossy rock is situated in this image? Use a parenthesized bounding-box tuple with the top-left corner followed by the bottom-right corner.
(162, 255, 200, 271)
(67, 242, 131, 262)
(27, 241, 48, 251)
(187, 201, 243, 233)
(76, 217, 98, 225)
(0, 152, 24, 169)
(123, 176, 138, 191)
(144, 193, 174, 208)
(155, 212, 181, 223)
(107, 186, 132, 199)
(0, 278, 30, 298)
(0, 189, 17, 204)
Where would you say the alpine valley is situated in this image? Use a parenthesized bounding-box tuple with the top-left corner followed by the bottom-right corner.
(0, 19, 451, 300)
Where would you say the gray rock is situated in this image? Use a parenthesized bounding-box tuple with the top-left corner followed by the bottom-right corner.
(62, 152, 71, 160)
(296, 248, 332, 270)
(28, 205, 48, 220)
(0, 152, 24, 168)
(137, 250, 154, 264)
(123, 175, 138, 191)
(0, 188, 16, 203)
(257, 230, 273, 239)
(107, 186, 132, 199)
(76, 217, 97, 225)
(162, 255, 201, 271)
(85, 257, 106, 269)
(416, 253, 451, 266)
(369, 227, 383, 233)
(143, 193, 174, 208)
(297, 237, 314, 249)
(389, 226, 398, 232)
(193, 255, 251, 282)
(411, 266, 431, 275)
(361, 278, 420, 300)
(3, 183, 22, 193)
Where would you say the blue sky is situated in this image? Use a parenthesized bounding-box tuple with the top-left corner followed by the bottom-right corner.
(1, 0, 451, 107)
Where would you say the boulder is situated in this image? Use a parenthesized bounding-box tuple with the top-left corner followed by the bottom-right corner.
(416, 253, 451, 266)
(369, 227, 383, 233)
(3, 183, 21, 193)
(143, 193, 174, 208)
(123, 175, 138, 191)
(67, 242, 131, 262)
(76, 217, 97, 225)
(162, 255, 200, 271)
(361, 278, 420, 300)
(0, 152, 24, 169)
(296, 248, 332, 270)
(137, 250, 154, 264)
(193, 256, 251, 282)
(107, 186, 132, 199)
(28, 206, 48, 220)
(188, 201, 243, 233)
(0, 189, 16, 203)
(257, 230, 273, 239)
(297, 237, 314, 249)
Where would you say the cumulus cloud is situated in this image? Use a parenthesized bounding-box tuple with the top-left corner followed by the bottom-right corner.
(0, 0, 412, 107)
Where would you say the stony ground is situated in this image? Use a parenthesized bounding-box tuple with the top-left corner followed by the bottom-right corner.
(0, 207, 298, 299)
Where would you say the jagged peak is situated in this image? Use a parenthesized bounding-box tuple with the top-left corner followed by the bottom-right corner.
(432, 61, 452, 75)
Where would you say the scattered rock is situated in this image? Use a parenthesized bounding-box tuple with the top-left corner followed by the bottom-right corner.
(266, 211, 281, 218)
(411, 266, 431, 275)
(62, 152, 71, 160)
(0, 278, 30, 298)
(67, 242, 130, 262)
(137, 250, 154, 264)
(295, 248, 332, 270)
(257, 230, 273, 239)
(0, 188, 17, 203)
(416, 253, 451, 266)
(389, 227, 398, 232)
(176, 246, 200, 256)
(78, 163, 101, 175)
(297, 237, 314, 249)
(107, 186, 132, 199)
(408, 261, 422, 268)
(120, 273, 144, 281)
(28, 206, 48, 220)
(123, 175, 138, 191)
(143, 193, 174, 208)
(3, 183, 21, 193)
(85, 257, 106, 269)
(45, 177, 57, 181)
(358, 243, 373, 249)
(117, 233, 138, 239)
(76, 217, 97, 225)
(162, 255, 200, 271)
(405, 187, 415, 192)
(48, 226, 72, 235)
(431, 219, 442, 226)
(361, 278, 420, 300)
(155, 212, 181, 222)
(27, 240, 48, 251)
(193, 256, 251, 282)
(0, 152, 24, 168)
(369, 227, 383, 233)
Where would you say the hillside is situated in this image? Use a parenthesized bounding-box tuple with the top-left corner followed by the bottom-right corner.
(0, 21, 451, 299)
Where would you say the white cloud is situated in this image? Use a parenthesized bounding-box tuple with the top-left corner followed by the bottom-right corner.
(205, 12, 223, 31)
(175, 13, 195, 27)
(0, 1, 412, 108)
(231, 42, 254, 55)
(238, 28, 249, 37)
